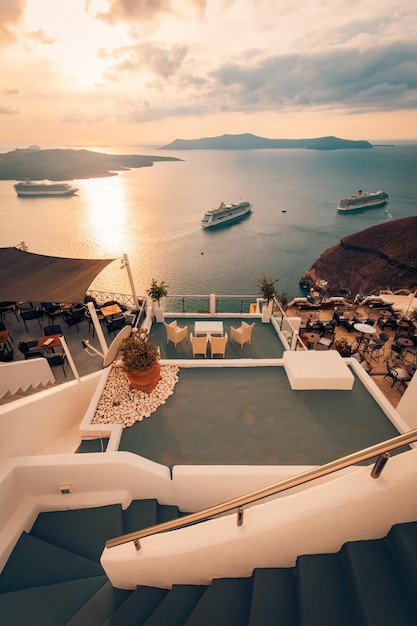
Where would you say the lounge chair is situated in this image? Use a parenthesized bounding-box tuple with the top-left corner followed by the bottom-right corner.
(210, 332, 228, 358)
(230, 321, 255, 348)
(164, 320, 188, 347)
(190, 333, 208, 358)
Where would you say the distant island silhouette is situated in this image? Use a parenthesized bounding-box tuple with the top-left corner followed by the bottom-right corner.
(0, 147, 181, 181)
(159, 133, 373, 151)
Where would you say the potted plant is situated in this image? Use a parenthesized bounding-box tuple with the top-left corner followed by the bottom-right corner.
(332, 338, 352, 357)
(120, 328, 161, 392)
(147, 279, 169, 322)
(257, 273, 279, 322)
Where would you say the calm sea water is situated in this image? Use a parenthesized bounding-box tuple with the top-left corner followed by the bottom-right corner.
(0, 142, 416, 300)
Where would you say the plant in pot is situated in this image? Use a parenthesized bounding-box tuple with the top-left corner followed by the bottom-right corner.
(120, 328, 162, 393)
(147, 279, 169, 322)
(257, 273, 279, 322)
(332, 337, 352, 357)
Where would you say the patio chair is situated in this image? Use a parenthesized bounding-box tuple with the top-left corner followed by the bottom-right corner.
(230, 321, 255, 348)
(44, 324, 63, 336)
(164, 320, 188, 347)
(106, 314, 126, 336)
(18, 340, 42, 360)
(210, 332, 228, 358)
(41, 302, 65, 323)
(46, 352, 67, 377)
(384, 362, 410, 391)
(190, 333, 208, 358)
(20, 308, 43, 332)
(0, 302, 19, 323)
(64, 305, 86, 331)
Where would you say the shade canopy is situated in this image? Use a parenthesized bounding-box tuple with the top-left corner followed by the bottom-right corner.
(0, 247, 115, 303)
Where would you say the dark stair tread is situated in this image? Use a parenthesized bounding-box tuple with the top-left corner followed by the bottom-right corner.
(297, 553, 356, 626)
(123, 499, 158, 534)
(0, 575, 108, 626)
(388, 521, 417, 600)
(249, 567, 298, 626)
(343, 538, 417, 626)
(184, 577, 253, 626)
(0, 532, 103, 593)
(76, 438, 109, 453)
(67, 579, 132, 626)
(156, 503, 181, 524)
(102, 585, 168, 626)
(143, 584, 207, 626)
(30, 504, 123, 562)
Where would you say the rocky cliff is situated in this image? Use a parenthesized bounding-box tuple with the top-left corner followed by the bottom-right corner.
(301, 216, 417, 296)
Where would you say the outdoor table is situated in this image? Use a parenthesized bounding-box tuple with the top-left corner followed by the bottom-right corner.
(354, 323, 376, 335)
(194, 321, 224, 337)
(0, 330, 12, 351)
(301, 332, 320, 347)
(395, 336, 414, 348)
(100, 304, 122, 318)
(36, 334, 62, 350)
(379, 310, 392, 318)
(396, 320, 409, 330)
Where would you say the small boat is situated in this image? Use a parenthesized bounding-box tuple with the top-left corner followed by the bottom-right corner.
(201, 200, 252, 229)
(13, 180, 79, 197)
(337, 190, 389, 212)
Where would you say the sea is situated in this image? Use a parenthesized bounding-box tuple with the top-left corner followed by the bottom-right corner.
(1, 140, 416, 300)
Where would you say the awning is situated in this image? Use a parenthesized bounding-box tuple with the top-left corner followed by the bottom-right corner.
(0, 247, 115, 303)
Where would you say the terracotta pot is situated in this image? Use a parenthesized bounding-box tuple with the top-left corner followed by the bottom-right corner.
(127, 362, 162, 393)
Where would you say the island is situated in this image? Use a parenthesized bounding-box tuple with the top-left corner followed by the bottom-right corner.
(159, 133, 373, 151)
(0, 147, 182, 181)
(300, 216, 417, 296)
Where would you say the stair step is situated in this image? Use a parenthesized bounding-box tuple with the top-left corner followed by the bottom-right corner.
(249, 567, 297, 626)
(387, 521, 417, 601)
(296, 553, 355, 626)
(156, 503, 182, 524)
(184, 577, 253, 626)
(0, 532, 103, 593)
(30, 504, 123, 562)
(102, 585, 168, 626)
(76, 438, 109, 453)
(122, 499, 158, 534)
(66, 580, 132, 626)
(143, 584, 207, 626)
(343, 538, 417, 626)
(0, 575, 108, 626)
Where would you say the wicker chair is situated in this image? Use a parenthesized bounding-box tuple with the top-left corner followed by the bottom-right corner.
(230, 321, 255, 348)
(164, 321, 188, 347)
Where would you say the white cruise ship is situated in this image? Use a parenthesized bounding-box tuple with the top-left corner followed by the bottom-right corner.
(338, 189, 389, 212)
(201, 200, 252, 228)
(13, 180, 79, 197)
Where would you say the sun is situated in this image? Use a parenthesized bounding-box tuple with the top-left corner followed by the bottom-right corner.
(24, 0, 121, 87)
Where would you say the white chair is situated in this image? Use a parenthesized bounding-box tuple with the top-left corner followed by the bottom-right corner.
(164, 320, 188, 347)
(190, 333, 208, 358)
(230, 321, 255, 348)
(210, 332, 228, 358)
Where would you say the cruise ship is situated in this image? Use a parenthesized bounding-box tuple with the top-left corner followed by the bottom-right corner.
(338, 189, 389, 212)
(201, 200, 252, 228)
(13, 180, 79, 197)
(1, 249, 417, 624)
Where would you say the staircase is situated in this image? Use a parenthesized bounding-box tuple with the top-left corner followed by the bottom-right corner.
(1, 501, 417, 626)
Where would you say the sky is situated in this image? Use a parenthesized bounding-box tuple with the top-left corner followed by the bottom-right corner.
(1, 0, 417, 149)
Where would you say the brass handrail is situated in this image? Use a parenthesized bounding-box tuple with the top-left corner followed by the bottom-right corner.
(105, 428, 417, 550)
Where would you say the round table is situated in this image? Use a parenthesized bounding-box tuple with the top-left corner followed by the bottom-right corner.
(396, 320, 409, 330)
(395, 337, 414, 348)
(354, 323, 377, 335)
(379, 309, 392, 318)
(301, 332, 320, 347)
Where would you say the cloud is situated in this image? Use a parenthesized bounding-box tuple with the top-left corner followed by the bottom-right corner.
(102, 42, 188, 80)
(209, 41, 417, 114)
(25, 29, 56, 44)
(0, 0, 26, 43)
(0, 105, 19, 115)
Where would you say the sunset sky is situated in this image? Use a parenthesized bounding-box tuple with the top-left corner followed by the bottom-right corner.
(1, 0, 417, 149)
